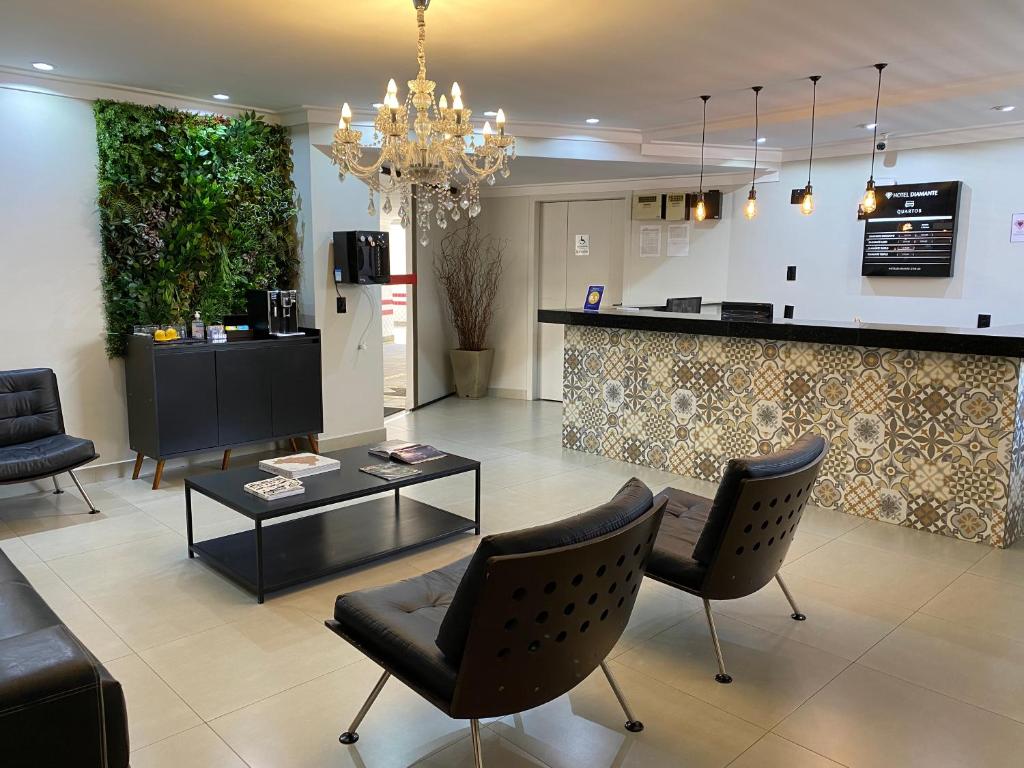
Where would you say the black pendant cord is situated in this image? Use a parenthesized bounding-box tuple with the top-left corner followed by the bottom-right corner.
(868, 63, 887, 183)
(698, 95, 710, 195)
(751, 86, 762, 192)
(807, 76, 821, 187)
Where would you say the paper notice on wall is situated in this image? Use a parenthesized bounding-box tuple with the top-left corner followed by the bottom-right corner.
(639, 225, 662, 258)
(667, 224, 690, 258)
(575, 234, 590, 256)
(1012, 213, 1024, 243)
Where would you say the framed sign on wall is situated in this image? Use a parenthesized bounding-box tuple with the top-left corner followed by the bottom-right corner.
(861, 181, 963, 278)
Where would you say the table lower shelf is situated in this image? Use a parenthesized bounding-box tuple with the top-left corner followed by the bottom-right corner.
(190, 495, 477, 601)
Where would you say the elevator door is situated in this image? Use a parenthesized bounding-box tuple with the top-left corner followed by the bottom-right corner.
(537, 199, 623, 401)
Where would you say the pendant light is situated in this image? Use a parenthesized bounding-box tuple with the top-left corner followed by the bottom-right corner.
(861, 63, 888, 215)
(744, 86, 763, 220)
(801, 75, 821, 216)
(695, 94, 711, 222)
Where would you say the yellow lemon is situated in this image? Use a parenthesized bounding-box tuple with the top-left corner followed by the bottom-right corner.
(165, 327, 179, 340)
(154, 329, 168, 341)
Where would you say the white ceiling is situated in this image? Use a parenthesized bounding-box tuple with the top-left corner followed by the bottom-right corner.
(3, 0, 1023, 150)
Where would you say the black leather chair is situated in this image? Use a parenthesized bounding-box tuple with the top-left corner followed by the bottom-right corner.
(0, 369, 99, 512)
(0, 548, 129, 767)
(645, 435, 828, 683)
(326, 479, 667, 767)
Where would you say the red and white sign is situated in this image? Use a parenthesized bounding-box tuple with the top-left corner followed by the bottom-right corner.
(1012, 213, 1024, 244)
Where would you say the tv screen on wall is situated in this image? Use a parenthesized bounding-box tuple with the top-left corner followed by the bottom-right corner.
(861, 181, 962, 278)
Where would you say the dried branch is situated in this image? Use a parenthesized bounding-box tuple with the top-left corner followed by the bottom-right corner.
(434, 218, 505, 351)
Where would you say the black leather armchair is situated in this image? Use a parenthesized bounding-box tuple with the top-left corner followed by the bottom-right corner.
(644, 435, 828, 683)
(326, 479, 667, 767)
(0, 369, 99, 512)
(0, 548, 129, 767)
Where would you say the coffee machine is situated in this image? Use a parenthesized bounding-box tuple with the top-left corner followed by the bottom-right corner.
(247, 289, 303, 337)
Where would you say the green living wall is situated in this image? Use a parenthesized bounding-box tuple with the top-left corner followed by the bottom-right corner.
(94, 100, 298, 356)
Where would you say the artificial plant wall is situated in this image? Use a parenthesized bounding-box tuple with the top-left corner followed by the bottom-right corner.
(94, 100, 298, 356)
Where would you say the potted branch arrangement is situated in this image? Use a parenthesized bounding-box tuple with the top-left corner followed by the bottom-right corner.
(434, 219, 505, 399)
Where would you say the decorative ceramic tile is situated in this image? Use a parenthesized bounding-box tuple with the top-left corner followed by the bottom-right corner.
(562, 326, 1023, 547)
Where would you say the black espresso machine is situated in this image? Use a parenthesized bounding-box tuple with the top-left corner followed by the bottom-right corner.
(247, 289, 304, 337)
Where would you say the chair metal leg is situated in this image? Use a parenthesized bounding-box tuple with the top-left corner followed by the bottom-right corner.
(339, 670, 390, 745)
(51, 475, 64, 494)
(68, 471, 99, 514)
(470, 719, 484, 768)
(600, 660, 644, 732)
(702, 599, 732, 684)
(776, 574, 806, 621)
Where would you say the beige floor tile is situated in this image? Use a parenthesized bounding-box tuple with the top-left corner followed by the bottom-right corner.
(781, 538, 966, 610)
(17, 561, 131, 662)
(609, 578, 701, 659)
(141, 604, 362, 720)
(615, 611, 850, 728)
(416, 729, 550, 767)
(279, 556, 424, 621)
(782, 530, 831, 564)
(105, 654, 201, 749)
(838, 517, 991, 567)
(860, 612, 1024, 723)
(212, 659, 466, 768)
(921, 572, 1024, 643)
(715, 573, 912, 660)
(47, 533, 258, 650)
(795, 506, 864, 539)
(491, 661, 764, 768)
(0, 535, 42, 567)
(18, 510, 170, 560)
(969, 541, 1024, 587)
(130, 725, 248, 768)
(728, 733, 844, 767)
(776, 664, 1024, 768)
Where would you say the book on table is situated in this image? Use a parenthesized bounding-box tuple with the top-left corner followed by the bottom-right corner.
(368, 441, 447, 464)
(259, 452, 341, 479)
(243, 476, 305, 501)
(359, 463, 422, 481)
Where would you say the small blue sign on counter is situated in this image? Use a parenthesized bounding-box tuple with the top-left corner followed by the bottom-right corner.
(583, 285, 605, 312)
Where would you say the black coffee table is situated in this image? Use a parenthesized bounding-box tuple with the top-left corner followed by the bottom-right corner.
(184, 445, 480, 602)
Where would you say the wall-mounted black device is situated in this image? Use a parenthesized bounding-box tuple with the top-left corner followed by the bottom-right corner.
(786, 266, 797, 281)
(684, 190, 722, 220)
(784, 305, 795, 319)
(978, 314, 992, 328)
(333, 230, 391, 285)
(721, 302, 774, 322)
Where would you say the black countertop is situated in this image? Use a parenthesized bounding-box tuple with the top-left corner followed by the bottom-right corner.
(538, 308, 1024, 357)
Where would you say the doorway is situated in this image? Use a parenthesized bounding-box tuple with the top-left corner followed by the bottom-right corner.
(381, 215, 414, 416)
(536, 199, 624, 401)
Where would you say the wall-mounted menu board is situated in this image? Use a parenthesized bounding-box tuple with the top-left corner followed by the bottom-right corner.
(861, 181, 962, 277)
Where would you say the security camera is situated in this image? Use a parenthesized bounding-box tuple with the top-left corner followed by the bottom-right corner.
(876, 134, 890, 152)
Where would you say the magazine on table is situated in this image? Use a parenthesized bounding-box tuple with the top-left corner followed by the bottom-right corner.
(359, 463, 422, 481)
(244, 476, 305, 501)
(368, 441, 447, 464)
(259, 452, 340, 479)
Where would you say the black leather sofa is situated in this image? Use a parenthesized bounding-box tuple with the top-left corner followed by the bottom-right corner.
(0, 548, 129, 767)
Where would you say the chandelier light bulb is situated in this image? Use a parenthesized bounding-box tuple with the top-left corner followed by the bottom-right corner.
(387, 78, 398, 96)
(482, 121, 493, 135)
(744, 189, 758, 220)
(800, 185, 815, 216)
(451, 82, 461, 98)
(496, 108, 506, 133)
(439, 94, 448, 110)
(695, 196, 708, 222)
(340, 103, 352, 129)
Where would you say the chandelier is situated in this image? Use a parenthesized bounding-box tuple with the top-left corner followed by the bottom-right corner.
(332, 0, 516, 246)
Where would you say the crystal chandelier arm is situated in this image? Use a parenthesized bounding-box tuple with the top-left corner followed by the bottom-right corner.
(458, 151, 506, 180)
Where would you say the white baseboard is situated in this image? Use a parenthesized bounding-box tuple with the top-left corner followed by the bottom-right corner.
(488, 387, 528, 400)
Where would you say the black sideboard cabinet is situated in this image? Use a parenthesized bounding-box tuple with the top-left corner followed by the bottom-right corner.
(125, 331, 323, 488)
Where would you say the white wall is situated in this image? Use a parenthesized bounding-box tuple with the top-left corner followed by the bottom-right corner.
(0, 89, 130, 472)
(0, 87, 384, 490)
(726, 137, 1024, 327)
(412, 235, 456, 405)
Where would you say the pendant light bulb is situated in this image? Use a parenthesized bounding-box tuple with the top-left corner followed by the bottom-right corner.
(800, 184, 815, 216)
(695, 195, 708, 222)
(862, 63, 887, 217)
(744, 189, 758, 220)
(861, 179, 877, 214)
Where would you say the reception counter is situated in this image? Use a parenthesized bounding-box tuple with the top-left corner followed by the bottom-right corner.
(539, 308, 1024, 547)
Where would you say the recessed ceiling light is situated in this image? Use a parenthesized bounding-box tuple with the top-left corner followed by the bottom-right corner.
(755, 136, 767, 143)
(585, 117, 600, 124)
(373, 103, 385, 109)
(992, 105, 1016, 112)
(483, 110, 498, 117)
(212, 93, 231, 101)
(859, 122, 877, 130)
(31, 62, 55, 71)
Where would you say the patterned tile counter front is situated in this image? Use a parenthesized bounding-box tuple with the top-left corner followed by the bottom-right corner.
(560, 324, 1024, 547)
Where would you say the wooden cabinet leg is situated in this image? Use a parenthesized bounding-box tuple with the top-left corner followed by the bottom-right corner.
(308, 434, 319, 454)
(289, 438, 299, 452)
(152, 460, 166, 490)
(132, 452, 145, 480)
(221, 449, 232, 471)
